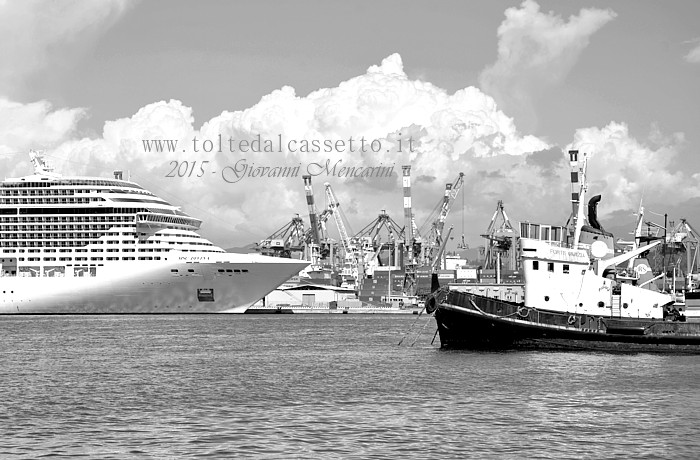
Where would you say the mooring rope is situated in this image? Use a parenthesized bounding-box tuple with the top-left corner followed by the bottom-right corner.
(410, 314, 434, 347)
(397, 306, 425, 346)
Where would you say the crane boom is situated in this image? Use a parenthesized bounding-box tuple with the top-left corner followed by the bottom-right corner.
(422, 172, 464, 268)
(324, 182, 353, 254)
(432, 225, 454, 270)
(436, 172, 464, 237)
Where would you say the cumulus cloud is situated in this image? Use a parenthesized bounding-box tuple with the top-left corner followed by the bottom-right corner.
(0, 0, 134, 95)
(524, 146, 565, 177)
(568, 122, 696, 217)
(4, 48, 696, 249)
(0, 0, 136, 179)
(0, 98, 86, 179)
(479, 0, 616, 130)
(2, 54, 552, 247)
(684, 39, 700, 63)
(0, 98, 84, 152)
(203, 54, 547, 178)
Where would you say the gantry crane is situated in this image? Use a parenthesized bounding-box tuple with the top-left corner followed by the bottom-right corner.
(354, 210, 404, 250)
(481, 200, 517, 272)
(257, 214, 306, 258)
(354, 210, 404, 273)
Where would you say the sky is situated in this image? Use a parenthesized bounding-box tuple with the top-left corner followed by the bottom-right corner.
(1, 0, 699, 251)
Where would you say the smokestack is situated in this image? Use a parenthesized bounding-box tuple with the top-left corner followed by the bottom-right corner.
(113, 170, 123, 180)
(402, 165, 413, 247)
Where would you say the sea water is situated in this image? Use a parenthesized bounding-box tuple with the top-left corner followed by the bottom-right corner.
(2, 315, 699, 459)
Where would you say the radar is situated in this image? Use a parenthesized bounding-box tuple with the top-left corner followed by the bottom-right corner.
(591, 240, 608, 259)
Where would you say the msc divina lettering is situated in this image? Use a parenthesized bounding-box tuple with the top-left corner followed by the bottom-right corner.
(0, 152, 308, 314)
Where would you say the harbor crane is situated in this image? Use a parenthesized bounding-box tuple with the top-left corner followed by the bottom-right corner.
(481, 200, 517, 271)
(257, 214, 306, 258)
(324, 182, 354, 255)
(302, 175, 331, 262)
(354, 210, 404, 273)
(324, 182, 359, 281)
(666, 218, 700, 290)
(418, 172, 464, 270)
(432, 225, 454, 271)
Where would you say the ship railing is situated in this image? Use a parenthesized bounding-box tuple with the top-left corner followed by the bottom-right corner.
(136, 212, 200, 230)
(298, 302, 331, 309)
(447, 290, 608, 332)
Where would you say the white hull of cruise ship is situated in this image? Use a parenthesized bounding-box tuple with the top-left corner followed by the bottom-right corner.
(0, 254, 307, 314)
(0, 151, 308, 314)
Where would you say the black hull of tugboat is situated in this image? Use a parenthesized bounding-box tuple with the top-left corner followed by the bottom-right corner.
(434, 291, 700, 353)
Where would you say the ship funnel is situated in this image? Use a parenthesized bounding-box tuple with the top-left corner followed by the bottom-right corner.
(587, 195, 604, 231)
(114, 170, 123, 180)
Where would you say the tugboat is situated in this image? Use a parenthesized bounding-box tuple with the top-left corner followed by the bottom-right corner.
(430, 150, 700, 352)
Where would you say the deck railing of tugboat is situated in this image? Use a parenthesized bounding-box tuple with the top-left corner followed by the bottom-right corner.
(446, 290, 608, 332)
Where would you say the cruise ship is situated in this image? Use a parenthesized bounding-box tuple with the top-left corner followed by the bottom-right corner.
(0, 152, 308, 314)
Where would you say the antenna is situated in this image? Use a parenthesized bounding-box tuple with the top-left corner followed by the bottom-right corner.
(28, 150, 60, 177)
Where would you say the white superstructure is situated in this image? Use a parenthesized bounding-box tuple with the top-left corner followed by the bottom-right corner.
(0, 152, 307, 313)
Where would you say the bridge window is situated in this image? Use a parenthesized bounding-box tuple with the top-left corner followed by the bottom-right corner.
(532, 261, 539, 270)
(547, 262, 554, 272)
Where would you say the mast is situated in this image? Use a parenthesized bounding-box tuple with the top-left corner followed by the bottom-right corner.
(628, 198, 645, 270)
(568, 150, 588, 248)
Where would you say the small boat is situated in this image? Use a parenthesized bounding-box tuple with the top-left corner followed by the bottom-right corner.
(430, 150, 700, 352)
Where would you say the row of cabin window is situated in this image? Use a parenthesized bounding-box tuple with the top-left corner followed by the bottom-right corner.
(532, 260, 570, 274)
(4, 245, 207, 253)
(0, 241, 102, 247)
(2, 221, 133, 229)
(0, 198, 97, 205)
(0, 216, 134, 223)
(1, 232, 120, 238)
(2, 225, 130, 231)
(0, 230, 201, 237)
(0, 235, 195, 247)
(0, 187, 154, 196)
(0, 239, 211, 250)
(21, 256, 163, 261)
(0, 179, 142, 188)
